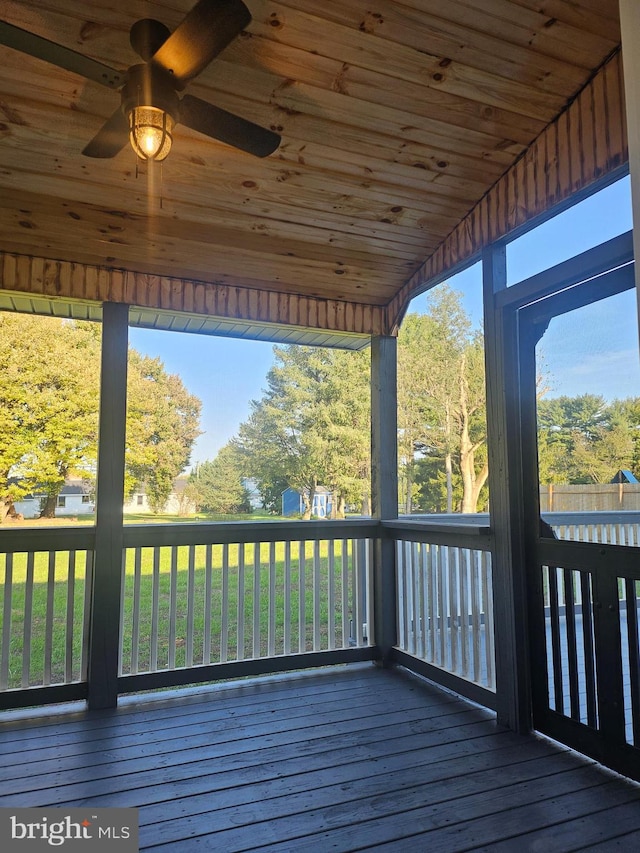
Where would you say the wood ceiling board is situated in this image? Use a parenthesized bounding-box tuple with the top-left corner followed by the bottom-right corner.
(405, 0, 619, 66)
(280, 0, 594, 95)
(0, 1, 623, 321)
(245, 4, 567, 121)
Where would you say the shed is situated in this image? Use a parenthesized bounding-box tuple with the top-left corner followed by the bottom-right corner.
(282, 487, 333, 518)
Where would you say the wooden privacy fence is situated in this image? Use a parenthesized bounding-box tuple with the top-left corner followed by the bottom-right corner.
(540, 484, 640, 513)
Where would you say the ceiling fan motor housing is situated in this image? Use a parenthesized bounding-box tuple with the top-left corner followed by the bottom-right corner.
(121, 63, 179, 122)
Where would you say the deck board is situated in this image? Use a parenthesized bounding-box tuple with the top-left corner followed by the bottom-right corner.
(1, 663, 639, 851)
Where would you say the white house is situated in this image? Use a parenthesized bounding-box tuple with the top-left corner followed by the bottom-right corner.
(13, 476, 195, 518)
(123, 476, 196, 515)
(13, 479, 94, 519)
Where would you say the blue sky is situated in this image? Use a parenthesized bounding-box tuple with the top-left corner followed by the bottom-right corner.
(129, 175, 636, 466)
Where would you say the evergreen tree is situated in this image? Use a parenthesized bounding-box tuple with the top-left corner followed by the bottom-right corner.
(187, 445, 251, 515)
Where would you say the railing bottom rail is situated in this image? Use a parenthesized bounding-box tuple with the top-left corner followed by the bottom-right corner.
(118, 646, 377, 694)
(391, 648, 497, 711)
(0, 682, 88, 712)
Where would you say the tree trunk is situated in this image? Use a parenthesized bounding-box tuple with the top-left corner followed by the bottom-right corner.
(303, 477, 317, 520)
(445, 402, 454, 512)
(459, 430, 489, 513)
(404, 462, 413, 514)
(1, 499, 14, 524)
(445, 452, 453, 513)
(301, 492, 312, 520)
(458, 358, 477, 514)
(361, 490, 370, 517)
(40, 492, 58, 519)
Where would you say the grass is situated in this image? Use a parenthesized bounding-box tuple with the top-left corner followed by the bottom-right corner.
(2, 510, 279, 527)
(0, 540, 360, 690)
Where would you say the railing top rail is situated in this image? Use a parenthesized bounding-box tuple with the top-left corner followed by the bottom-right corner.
(384, 518, 493, 550)
(0, 526, 96, 553)
(122, 518, 379, 548)
(398, 510, 640, 527)
(390, 516, 491, 534)
(2, 510, 636, 555)
(543, 510, 640, 525)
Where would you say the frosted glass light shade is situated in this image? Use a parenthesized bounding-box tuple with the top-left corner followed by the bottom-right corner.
(128, 106, 174, 161)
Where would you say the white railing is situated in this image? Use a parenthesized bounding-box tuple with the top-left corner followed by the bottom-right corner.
(547, 512, 640, 547)
(395, 537, 495, 691)
(5, 511, 635, 708)
(0, 530, 93, 692)
(119, 522, 374, 677)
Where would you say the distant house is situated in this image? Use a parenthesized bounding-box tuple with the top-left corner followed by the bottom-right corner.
(123, 476, 196, 515)
(282, 487, 333, 518)
(13, 475, 196, 518)
(13, 478, 94, 519)
(242, 478, 262, 511)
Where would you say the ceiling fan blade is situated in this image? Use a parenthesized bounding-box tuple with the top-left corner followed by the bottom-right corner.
(82, 108, 129, 158)
(180, 94, 280, 157)
(0, 20, 125, 89)
(151, 0, 251, 87)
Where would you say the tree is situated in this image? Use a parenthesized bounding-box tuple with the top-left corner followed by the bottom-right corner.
(397, 285, 488, 514)
(311, 347, 370, 517)
(0, 314, 202, 520)
(187, 445, 251, 515)
(537, 394, 636, 485)
(0, 314, 101, 521)
(125, 352, 201, 512)
(236, 345, 370, 518)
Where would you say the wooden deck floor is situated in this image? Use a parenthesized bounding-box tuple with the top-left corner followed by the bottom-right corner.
(1, 663, 640, 852)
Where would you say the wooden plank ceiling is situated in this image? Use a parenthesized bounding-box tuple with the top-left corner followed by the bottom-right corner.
(0, 0, 623, 320)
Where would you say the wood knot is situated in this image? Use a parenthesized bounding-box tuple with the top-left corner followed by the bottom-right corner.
(79, 21, 105, 41)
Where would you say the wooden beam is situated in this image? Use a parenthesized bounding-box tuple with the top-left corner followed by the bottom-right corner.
(0, 251, 391, 336)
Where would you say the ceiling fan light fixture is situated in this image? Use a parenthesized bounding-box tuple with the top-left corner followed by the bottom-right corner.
(128, 105, 174, 161)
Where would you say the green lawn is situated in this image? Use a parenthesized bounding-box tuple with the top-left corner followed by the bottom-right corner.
(1, 539, 360, 690)
(2, 510, 279, 527)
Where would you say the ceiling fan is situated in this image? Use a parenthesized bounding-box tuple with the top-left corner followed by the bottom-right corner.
(0, 0, 281, 161)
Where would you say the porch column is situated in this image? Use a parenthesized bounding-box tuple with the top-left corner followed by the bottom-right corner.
(620, 1, 640, 308)
(482, 244, 531, 732)
(371, 334, 398, 663)
(87, 302, 129, 709)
